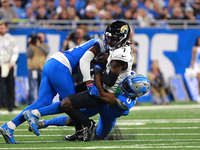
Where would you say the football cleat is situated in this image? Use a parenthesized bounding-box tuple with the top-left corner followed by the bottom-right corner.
(0, 124, 17, 144)
(28, 120, 46, 132)
(23, 110, 40, 136)
(83, 119, 95, 142)
(65, 130, 83, 141)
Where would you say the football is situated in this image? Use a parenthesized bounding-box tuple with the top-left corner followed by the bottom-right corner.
(92, 53, 109, 69)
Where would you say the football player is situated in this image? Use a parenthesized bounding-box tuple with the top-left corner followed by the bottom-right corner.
(30, 72, 150, 141)
(0, 20, 133, 144)
(24, 20, 134, 139)
(0, 30, 108, 144)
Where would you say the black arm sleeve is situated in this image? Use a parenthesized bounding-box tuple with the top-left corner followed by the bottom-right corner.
(101, 70, 118, 87)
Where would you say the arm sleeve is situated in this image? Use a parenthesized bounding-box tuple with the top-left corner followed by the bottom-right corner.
(10, 39, 19, 65)
(101, 70, 118, 87)
(80, 50, 95, 81)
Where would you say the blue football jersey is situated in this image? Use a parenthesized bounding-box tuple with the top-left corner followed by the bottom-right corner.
(63, 38, 108, 73)
(103, 94, 136, 118)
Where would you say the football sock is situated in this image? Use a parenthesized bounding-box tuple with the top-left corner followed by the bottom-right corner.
(7, 121, 16, 130)
(38, 102, 63, 117)
(31, 109, 41, 118)
(65, 108, 90, 127)
(44, 116, 68, 127)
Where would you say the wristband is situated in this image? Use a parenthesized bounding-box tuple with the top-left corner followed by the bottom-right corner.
(86, 83, 93, 87)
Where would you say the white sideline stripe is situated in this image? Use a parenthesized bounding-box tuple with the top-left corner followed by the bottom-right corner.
(4, 133, 200, 137)
(2, 119, 200, 125)
(1, 139, 200, 144)
(1, 146, 200, 149)
(0, 104, 200, 115)
(116, 119, 200, 124)
(14, 126, 200, 131)
(130, 104, 200, 110)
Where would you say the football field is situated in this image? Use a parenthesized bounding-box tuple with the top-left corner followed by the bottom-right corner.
(0, 103, 200, 150)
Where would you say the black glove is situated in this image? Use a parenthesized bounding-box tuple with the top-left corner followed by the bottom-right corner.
(91, 53, 108, 69)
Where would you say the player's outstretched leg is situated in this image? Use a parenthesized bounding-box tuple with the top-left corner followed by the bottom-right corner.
(23, 110, 40, 136)
(0, 122, 17, 144)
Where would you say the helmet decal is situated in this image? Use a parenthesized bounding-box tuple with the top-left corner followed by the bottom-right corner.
(138, 86, 147, 94)
(120, 25, 128, 34)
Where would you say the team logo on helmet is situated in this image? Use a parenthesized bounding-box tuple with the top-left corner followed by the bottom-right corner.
(120, 25, 128, 35)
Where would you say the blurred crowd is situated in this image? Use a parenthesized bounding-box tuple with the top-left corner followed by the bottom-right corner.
(0, 0, 200, 27)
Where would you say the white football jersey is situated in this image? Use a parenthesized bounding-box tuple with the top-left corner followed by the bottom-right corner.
(103, 44, 134, 93)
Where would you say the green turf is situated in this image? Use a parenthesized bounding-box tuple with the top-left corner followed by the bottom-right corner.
(0, 102, 200, 150)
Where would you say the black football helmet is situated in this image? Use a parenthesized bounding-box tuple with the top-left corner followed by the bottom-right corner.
(104, 20, 130, 49)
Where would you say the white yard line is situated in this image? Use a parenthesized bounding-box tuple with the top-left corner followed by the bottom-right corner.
(1, 139, 200, 144)
(0, 145, 200, 149)
(0, 104, 200, 115)
(5, 133, 200, 137)
(14, 126, 200, 131)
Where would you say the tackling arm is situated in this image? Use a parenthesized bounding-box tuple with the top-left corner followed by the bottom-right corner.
(94, 69, 116, 105)
(80, 44, 100, 85)
(101, 60, 125, 86)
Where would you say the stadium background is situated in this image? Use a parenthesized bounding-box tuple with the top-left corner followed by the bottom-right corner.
(10, 27, 199, 103)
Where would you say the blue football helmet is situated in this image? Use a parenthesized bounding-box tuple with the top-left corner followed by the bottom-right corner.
(119, 74, 150, 99)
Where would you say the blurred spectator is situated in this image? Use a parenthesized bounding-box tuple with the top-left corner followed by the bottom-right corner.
(120, 0, 131, 14)
(26, 32, 49, 104)
(25, 3, 36, 21)
(96, 9, 107, 20)
(67, 7, 79, 20)
(192, 0, 200, 17)
(112, 3, 123, 19)
(171, 6, 184, 19)
(0, 0, 18, 21)
(38, 0, 46, 7)
(56, 0, 66, 15)
(157, 6, 171, 19)
(130, 0, 138, 12)
(137, 8, 154, 27)
(57, 9, 69, 26)
(129, 28, 137, 72)
(148, 60, 170, 105)
(183, 6, 197, 26)
(80, 4, 97, 30)
(0, 22, 19, 112)
(30, 0, 39, 16)
(36, 6, 48, 20)
(62, 26, 87, 52)
(95, 0, 105, 13)
(105, 2, 113, 12)
(124, 9, 132, 20)
(190, 36, 200, 102)
(156, 7, 170, 27)
(13, 0, 26, 19)
(46, 0, 56, 18)
(81, 4, 96, 20)
(167, 0, 175, 15)
(143, 0, 153, 12)
(152, 2, 162, 19)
